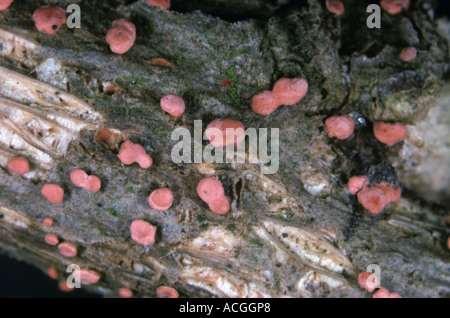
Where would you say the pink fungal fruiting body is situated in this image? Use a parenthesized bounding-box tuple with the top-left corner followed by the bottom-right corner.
(400, 47, 417, 62)
(205, 118, 245, 147)
(148, 188, 174, 211)
(373, 122, 406, 146)
(43, 217, 53, 227)
(44, 233, 59, 246)
(358, 272, 378, 293)
(32, 5, 67, 34)
(349, 173, 401, 214)
(7, 157, 29, 175)
(130, 219, 157, 246)
(160, 94, 185, 117)
(70, 169, 101, 192)
(48, 267, 59, 279)
(326, 0, 344, 16)
(356, 180, 401, 214)
(272, 78, 309, 106)
(347, 176, 369, 195)
(41, 184, 64, 204)
(251, 91, 277, 116)
(372, 287, 402, 298)
(372, 287, 390, 298)
(118, 139, 153, 169)
(119, 288, 133, 298)
(59, 281, 74, 292)
(357, 186, 387, 214)
(197, 177, 230, 215)
(380, 0, 410, 15)
(156, 286, 179, 298)
(325, 115, 355, 140)
(58, 242, 77, 257)
(252, 78, 308, 115)
(0, 0, 13, 10)
(376, 182, 401, 203)
(146, 0, 170, 10)
(106, 19, 136, 54)
(79, 269, 101, 285)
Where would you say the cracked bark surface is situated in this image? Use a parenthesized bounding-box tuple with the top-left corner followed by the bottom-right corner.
(0, 0, 449, 297)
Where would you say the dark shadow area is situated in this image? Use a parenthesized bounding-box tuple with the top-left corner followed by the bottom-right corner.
(170, 0, 295, 21)
(437, 0, 450, 18)
(0, 254, 99, 298)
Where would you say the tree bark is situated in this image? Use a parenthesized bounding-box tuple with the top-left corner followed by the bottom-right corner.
(0, 0, 449, 297)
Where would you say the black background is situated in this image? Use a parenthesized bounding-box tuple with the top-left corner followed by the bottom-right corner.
(0, 0, 449, 298)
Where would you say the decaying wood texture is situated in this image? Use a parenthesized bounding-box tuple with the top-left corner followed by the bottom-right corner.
(0, 0, 449, 297)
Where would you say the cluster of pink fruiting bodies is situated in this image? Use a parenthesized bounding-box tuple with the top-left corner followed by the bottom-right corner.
(2, 1, 172, 53)
(348, 176, 401, 214)
(358, 272, 402, 298)
(325, 116, 406, 146)
(324, 116, 406, 215)
(2, 0, 420, 298)
(1, 0, 183, 297)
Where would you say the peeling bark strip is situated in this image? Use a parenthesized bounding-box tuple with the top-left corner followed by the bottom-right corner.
(0, 0, 449, 298)
(0, 28, 40, 68)
(0, 66, 102, 176)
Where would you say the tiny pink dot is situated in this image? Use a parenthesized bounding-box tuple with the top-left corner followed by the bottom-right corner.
(326, 0, 345, 16)
(146, 0, 171, 10)
(44, 233, 59, 246)
(380, 0, 410, 15)
(400, 47, 417, 62)
(48, 267, 59, 279)
(43, 217, 53, 227)
(59, 281, 74, 292)
(156, 286, 179, 298)
(79, 269, 101, 285)
(58, 242, 77, 257)
(119, 288, 133, 298)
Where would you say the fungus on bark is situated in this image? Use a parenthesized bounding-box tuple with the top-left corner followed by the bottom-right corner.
(148, 188, 174, 211)
(32, 5, 66, 34)
(7, 157, 29, 175)
(106, 19, 136, 54)
(197, 177, 230, 215)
